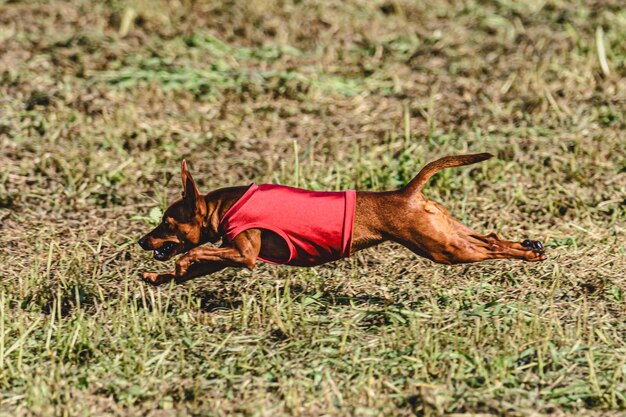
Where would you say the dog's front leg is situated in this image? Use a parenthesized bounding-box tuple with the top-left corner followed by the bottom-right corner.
(176, 229, 261, 277)
(142, 230, 261, 286)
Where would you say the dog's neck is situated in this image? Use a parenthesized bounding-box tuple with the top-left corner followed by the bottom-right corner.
(200, 196, 223, 244)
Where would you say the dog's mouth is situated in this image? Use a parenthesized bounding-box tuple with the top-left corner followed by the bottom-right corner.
(153, 242, 178, 260)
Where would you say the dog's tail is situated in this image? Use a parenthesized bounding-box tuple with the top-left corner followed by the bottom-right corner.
(402, 153, 493, 195)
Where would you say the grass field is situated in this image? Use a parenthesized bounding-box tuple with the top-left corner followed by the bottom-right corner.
(1, 0, 625, 416)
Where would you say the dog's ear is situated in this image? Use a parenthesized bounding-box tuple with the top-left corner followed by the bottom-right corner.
(181, 160, 201, 207)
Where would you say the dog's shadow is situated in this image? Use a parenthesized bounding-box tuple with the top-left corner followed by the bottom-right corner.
(192, 281, 391, 314)
(194, 287, 244, 312)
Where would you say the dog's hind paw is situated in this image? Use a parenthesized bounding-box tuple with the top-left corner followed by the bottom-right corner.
(522, 239, 544, 253)
(521, 239, 547, 261)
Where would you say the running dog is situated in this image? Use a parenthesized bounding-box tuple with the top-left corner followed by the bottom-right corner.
(138, 154, 546, 285)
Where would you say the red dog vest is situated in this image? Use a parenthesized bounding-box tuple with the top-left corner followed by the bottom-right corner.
(219, 184, 356, 267)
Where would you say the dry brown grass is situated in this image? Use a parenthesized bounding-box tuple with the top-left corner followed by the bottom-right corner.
(0, 0, 625, 416)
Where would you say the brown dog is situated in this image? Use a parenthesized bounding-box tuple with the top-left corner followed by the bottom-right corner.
(138, 154, 546, 285)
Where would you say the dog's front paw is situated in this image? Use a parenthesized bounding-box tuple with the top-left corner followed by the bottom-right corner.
(175, 257, 191, 277)
(142, 271, 174, 286)
(522, 239, 547, 261)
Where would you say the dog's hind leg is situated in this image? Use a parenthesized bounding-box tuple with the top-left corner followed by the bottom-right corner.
(392, 199, 547, 265)
(385, 153, 547, 265)
(397, 228, 546, 265)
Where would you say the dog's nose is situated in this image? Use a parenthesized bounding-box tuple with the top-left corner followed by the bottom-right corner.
(138, 236, 150, 250)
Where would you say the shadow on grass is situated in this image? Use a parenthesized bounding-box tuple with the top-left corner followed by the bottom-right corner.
(193, 282, 394, 313)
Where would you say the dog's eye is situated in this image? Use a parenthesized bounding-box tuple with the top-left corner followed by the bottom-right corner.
(162, 220, 169, 227)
